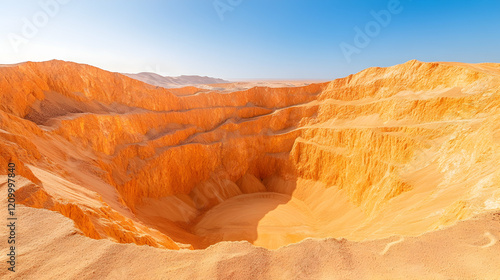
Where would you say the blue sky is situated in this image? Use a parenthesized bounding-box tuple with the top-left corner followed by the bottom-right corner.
(1, 0, 499, 80)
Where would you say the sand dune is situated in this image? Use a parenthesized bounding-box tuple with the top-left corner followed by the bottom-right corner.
(1, 59, 500, 278)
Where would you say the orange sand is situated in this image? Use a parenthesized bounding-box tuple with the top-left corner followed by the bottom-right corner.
(0, 59, 499, 278)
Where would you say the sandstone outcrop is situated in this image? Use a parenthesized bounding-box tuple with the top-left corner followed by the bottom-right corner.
(1, 59, 499, 251)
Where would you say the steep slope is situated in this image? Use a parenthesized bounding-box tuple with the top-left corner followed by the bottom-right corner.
(0, 59, 499, 255)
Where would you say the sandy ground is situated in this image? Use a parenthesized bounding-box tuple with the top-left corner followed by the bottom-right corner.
(0, 201, 499, 280)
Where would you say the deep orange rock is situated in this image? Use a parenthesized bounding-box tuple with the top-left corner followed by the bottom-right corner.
(1, 60, 499, 250)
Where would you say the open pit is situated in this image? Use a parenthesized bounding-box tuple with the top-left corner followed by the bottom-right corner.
(2, 60, 500, 253)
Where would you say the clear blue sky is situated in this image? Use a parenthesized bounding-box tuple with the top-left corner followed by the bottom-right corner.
(1, 0, 499, 80)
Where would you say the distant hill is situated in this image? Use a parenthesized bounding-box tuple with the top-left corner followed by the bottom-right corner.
(123, 72, 230, 88)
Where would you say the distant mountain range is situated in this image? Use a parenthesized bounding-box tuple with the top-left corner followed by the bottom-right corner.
(123, 72, 230, 88)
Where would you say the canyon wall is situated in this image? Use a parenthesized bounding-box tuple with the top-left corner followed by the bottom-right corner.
(1, 60, 499, 249)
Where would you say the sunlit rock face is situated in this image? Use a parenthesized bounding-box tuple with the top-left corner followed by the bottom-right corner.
(1, 60, 499, 250)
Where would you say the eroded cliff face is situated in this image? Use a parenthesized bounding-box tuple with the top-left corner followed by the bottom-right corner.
(1, 60, 499, 249)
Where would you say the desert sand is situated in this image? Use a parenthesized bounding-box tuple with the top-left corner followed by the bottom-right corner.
(1, 59, 499, 279)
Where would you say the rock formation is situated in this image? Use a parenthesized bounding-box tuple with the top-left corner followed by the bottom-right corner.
(1, 59, 499, 277)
